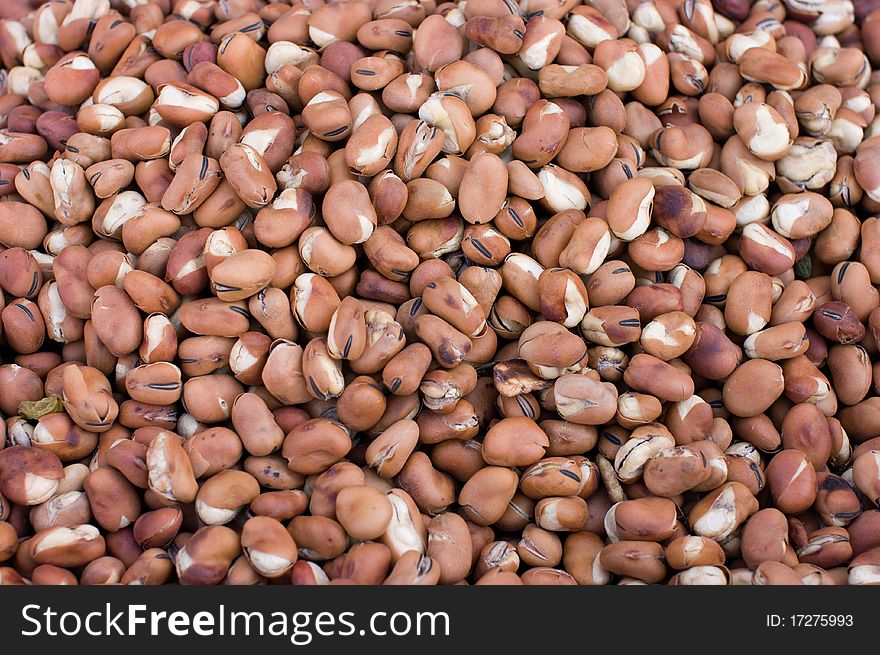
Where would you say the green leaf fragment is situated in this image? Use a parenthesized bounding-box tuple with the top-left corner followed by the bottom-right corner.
(18, 395, 65, 420)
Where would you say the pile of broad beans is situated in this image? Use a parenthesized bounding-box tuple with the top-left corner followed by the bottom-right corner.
(0, 0, 880, 586)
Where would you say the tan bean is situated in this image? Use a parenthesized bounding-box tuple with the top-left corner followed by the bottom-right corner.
(84, 467, 141, 532)
(600, 540, 666, 583)
(688, 481, 759, 541)
(282, 418, 351, 476)
(146, 432, 198, 504)
(133, 508, 183, 549)
(336, 485, 394, 541)
(241, 516, 297, 578)
(176, 525, 241, 585)
(0, 446, 63, 506)
(30, 525, 106, 569)
(459, 466, 518, 526)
